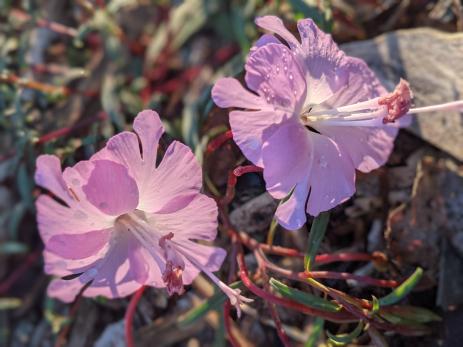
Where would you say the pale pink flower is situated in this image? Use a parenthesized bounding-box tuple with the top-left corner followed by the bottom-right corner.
(212, 16, 413, 230)
(35, 110, 250, 312)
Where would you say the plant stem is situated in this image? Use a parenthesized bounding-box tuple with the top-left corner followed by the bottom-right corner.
(125, 286, 146, 347)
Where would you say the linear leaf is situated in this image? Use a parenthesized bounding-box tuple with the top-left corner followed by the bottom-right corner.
(270, 278, 341, 313)
(379, 268, 423, 306)
(304, 211, 330, 271)
(326, 321, 363, 346)
(305, 317, 324, 347)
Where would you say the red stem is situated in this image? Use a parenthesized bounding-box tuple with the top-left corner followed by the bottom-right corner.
(36, 111, 107, 144)
(206, 130, 233, 154)
(54, 285, 87, 347)
(0, 250, 41, 294)
(125, 286, 146, 347)
(233, 228, 379, 264)
(307, 271, 398, 288)
(237, 251, 355, 323)
(221, 165, 263, 205)
(223, 301, 240, 347)
(255, 247, 397, 289)
(267, 299, 292, 347)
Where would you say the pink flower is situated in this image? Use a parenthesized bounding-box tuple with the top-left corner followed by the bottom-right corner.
(35, 110, 250, 312)
(212, 16, 412, 230)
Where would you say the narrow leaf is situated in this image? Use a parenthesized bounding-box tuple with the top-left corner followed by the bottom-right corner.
(177, 291, 227, 328)
(304, 211, 330, 271)
(0, 298, 22, 310)
(178, 281, 241, 328)
(370, 295, 380, 315)
(379, 268, 423, 306)
(0, 241, 28, 254)
(326, 321, 363, 346)
(270, 278, 341, 313)
(381, 305, 441, 324)
(305, 317, 324, 347)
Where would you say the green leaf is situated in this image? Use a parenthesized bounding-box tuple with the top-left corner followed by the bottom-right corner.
(326, 321, 363, 346)
(304, 211, 330, 271)
(213, 303, 226, 347)
(17, 162, 33, 208)
(370, 295, 380, 316)
(181, 102, 199, 149)
(381, 306, 441, 324)
(270, 278, 341, 313)
(288, 0, 333, 32)
(0, 241, 28, 255)
(266, 217, 279, 245)
(378, 268, 423, 306)
(0, 298, 22, 310)
(230, 5, 251, 54)
(178, 291, 227, 328)
(305, 317, 324, 347)
(101, 74, 125, 132)
(177, 281, 241, 328)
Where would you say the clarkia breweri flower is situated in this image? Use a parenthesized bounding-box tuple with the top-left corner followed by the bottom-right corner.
(35, 110, 250, 314)
(212, 16, 414, 230)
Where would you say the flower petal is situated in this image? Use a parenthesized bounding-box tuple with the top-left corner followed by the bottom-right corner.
(177, 241, 226, 285)
(317, 125, 397, 173)
(148, 193, 218, 241)
(46, 228, 111, 260)
(79, 231, 161, 300)
(47, 278, 86, 303)
(262, 121, 311, 199)
(139, 141, 202, 213)
(275, 178, 309, 230)
(36, 195, 113, 242)
(255, 16, 300, 49)
(297, 18, 348, 104)
(95, 110, 164, 196)
(251, 34, 281, 52)
(102, 132, 143, 182)
(306, 133, 355, 216)
(314, 58, 398, 173)
(229, 109, 280, 166)
(35, 155, 72, 204)
(82, 160, 139, 216)
(245, 43, 306, 110)
(211, 77, 265, 110)
(133, 109, 164, 179)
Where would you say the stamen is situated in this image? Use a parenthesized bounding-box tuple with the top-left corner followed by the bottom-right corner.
(159, 233, 185, 296)
(174, 245, 253, 317)
(68, 187, 80, 201)
(379, 79, 412, 124)
(162, 261, 184, 296)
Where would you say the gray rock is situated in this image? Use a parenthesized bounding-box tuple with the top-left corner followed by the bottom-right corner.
(342, 28, 463, 161)
(229, 193, 277, 234)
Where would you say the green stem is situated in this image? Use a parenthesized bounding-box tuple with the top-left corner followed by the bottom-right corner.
(266, 218, 278, 245)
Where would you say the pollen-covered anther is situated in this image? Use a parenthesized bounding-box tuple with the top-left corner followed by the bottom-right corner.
(162, 261, 185, 296)
(380, 78, 413, 124)
(159, 232, 185, 296)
